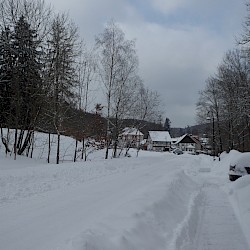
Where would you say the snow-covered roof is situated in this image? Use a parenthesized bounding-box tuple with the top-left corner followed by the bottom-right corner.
(174, 134, 197, 145)
(174, 134, 186, 144)
(171, 137, 179, 142)
(121, 127, 143, 136)
(148, 131, 171, 142)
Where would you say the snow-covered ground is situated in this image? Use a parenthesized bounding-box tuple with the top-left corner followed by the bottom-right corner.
(0, 143, 250, 250)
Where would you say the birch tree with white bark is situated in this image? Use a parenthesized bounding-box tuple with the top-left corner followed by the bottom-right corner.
(95, 20, 141, 159)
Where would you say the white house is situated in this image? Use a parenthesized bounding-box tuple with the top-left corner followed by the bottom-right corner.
(119, 127, 144, 148)
(174, 134, 201, 154)
(147, 131, 171, 151)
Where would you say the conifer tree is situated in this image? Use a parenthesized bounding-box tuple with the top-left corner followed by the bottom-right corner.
(0, 26, 13, 127)
(164, 117, 171, 132)
(11, 15, 43, 156)
(45, 13, 80, 164)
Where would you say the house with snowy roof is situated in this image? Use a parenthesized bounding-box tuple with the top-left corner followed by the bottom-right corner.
(174, 134, 201, 154)
(147, 131, 171, 152)
(119, 127, 144, 148)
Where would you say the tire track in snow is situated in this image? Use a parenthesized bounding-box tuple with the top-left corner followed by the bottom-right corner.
(168, 188, 204, 250)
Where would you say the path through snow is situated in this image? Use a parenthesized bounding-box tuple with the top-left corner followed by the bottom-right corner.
(183, 183, 249, 250)
(1, 151, 249, 250)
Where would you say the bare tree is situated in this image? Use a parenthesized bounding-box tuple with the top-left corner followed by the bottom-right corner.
(77, 48, 97, 112)
(95, 20, 141, 159)
(135, 83, 162, 122)
(197, 49, 250, 152)
(218, 50, 250, 151)
(196, 76, 223, 153)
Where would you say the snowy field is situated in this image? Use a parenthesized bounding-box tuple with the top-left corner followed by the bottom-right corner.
(0, 137, 250, 250)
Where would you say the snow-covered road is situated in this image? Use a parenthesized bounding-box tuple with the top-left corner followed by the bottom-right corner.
(0, 154, 195, 250)
(0, 150, 249, 250)
(188, 184, 249, 250)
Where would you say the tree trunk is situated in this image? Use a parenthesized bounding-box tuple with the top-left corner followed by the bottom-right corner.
(17, 130, 24, 150)
(47, 133, 51, 163)
(56, 133, 60, 164)
(30, 131, 34, 159)
(105, 129, 110, 160)
(0, 126, 11, 155)
(17, 130, 33, 155)
(81, 137, 84, 160)
(74, 139, 78, 162)
(14, 128, 18, 160)
(84, 149, 87, 161)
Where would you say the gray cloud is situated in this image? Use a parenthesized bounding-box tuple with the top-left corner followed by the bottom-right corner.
(121, 22, 233, 126)
(46, 0, 245, 127)
(151, 0, 191, 14)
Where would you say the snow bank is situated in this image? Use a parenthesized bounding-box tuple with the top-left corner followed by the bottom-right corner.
(218, 150, 250, 247)
(220, 150, 242, 168)
(0, 129, 105, 163)
(3, 139, 247, 250)
(1, 150, 206, 250)
(228, 175, 250, 247)
(67, 171, 200, 250)
(0, 155, 151, 204)
(205, 149, 242, 182)
(0, 129, 156, 164)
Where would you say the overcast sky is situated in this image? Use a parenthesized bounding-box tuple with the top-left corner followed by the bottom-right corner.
(46, 0, 246, 127)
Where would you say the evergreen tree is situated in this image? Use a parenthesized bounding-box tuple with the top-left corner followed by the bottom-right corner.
(0, 27, 13, 126)
(45, 14, 80, 163)
(12, 15, 42, 127)
(164, 117, 171, 132)
(11, 15, 43, 156)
